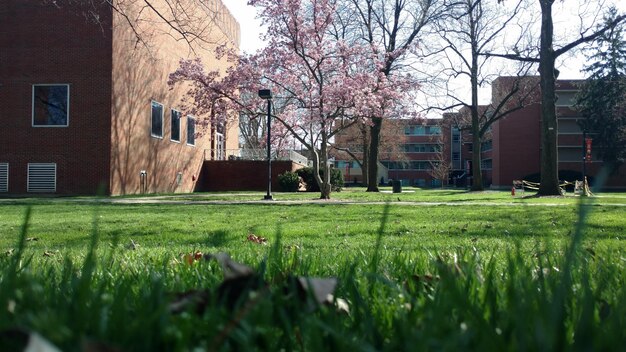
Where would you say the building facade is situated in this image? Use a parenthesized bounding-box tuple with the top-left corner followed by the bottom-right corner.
(334, 77, 626, 189)
(333, 119, 447, 187)
(0, 0, 239, 196)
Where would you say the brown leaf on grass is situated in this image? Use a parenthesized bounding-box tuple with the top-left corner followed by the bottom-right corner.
(294, 277, 338, 305)
(43, 251, 55, 257)
(182, 251, 203, 265)
(168, 289, 211, 314)
(204, 252, 254, 280)
(247, 234, 268, 245)
(26, 237, 39, 242)
(4, 249, 14, 257)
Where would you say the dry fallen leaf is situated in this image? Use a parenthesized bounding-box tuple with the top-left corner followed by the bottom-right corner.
(26, 237, 39, 242)
(247, 234, 268, 245)
(182, 251, 203, 265)
(205, 253, 254, 279)
(43, 251, 55, 257)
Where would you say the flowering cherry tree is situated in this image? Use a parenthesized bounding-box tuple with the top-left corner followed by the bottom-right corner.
(169, 0, 417, 199)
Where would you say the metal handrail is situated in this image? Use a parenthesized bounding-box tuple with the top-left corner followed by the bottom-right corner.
(205, 149, 309, 165)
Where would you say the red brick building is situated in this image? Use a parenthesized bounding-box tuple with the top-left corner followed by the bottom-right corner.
(333, 119, 446, 187)
(0, 0, 239, 196)
(488, 78, 626, 189)
(334, 77, 626, 189)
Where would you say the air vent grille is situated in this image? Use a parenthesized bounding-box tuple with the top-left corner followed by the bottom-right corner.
(28, 163, 56, 193)
(0, 163, 8, 192)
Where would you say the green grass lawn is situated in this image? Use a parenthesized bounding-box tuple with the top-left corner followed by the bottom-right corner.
(0, 191, 625, 350)
(113, 187, 626, 204)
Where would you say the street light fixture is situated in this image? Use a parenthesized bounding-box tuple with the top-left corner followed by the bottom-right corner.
(258, 89, 273, 200)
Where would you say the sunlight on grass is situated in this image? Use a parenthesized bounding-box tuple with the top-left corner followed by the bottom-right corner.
(0, 190, 625, 350)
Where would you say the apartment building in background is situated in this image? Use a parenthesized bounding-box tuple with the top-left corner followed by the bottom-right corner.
(334, 77, 626, 189)
(0, 0, 239, 195)
(333, 119, 447, 187)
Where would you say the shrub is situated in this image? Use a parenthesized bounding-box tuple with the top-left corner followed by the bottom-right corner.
(296, 167, 344, 192)
(278, 171, 300, 192)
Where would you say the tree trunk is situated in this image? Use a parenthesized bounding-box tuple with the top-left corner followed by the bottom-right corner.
(319, 135, 331, 199)
(361, 125, 370, 186)
(470, 45, 484, 191)
(366, 117, 383, 192)
(538, 0, 561, 196)
(471, 120, 483, 191)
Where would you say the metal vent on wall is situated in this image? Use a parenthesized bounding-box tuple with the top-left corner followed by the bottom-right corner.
(0, 163, 8, 192)
(28, 163, 56, 193)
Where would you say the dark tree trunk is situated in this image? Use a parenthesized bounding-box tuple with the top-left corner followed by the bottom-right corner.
(538, 0, 561, 196)
(366, 117, 383, 192)
(470, 42, 484, 191)
(319, 135, 331, 199)
(361, 124, 370, 186)
(471, 117, 483, 191)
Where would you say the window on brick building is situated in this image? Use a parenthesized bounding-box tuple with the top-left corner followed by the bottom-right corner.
(556, 91, 577, 107)
(171, 109, 181, 142)
(151, 101, 163, 138)
(32, 84, 69, 127)
(187, 116, 195, 146)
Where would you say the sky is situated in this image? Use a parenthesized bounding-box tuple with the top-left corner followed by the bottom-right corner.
(222, 0, 626, 108)
(222, 0, 266, 54)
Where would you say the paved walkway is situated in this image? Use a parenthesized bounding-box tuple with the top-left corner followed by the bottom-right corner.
(2, 194, 624, 207)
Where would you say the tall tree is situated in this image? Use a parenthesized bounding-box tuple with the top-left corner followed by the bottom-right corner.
(494, 0, 626, 195)
(170, 0, 414, 199)
(345, 0, 440, 192)
(433, 0, 535, 191)
(576, 8, 626, 169)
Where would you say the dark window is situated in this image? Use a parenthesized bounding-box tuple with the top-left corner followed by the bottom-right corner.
(187, 116, 195, 146)
(32, 85, 69, 126)
(171, 109, 181, 142)
(151, 101, 163, 138)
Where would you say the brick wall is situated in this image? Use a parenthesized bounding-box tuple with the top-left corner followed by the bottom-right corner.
(200, 161, 304, 191)
(109, 0, 240, 195)
(0, 0, 113, 195)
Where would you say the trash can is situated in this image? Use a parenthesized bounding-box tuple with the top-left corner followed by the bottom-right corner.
(392, 180, 402, 193)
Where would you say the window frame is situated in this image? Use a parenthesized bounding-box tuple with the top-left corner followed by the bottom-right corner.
(151, 100, 164, 139)
(170, 108, 181, 143)
(32, 84, 70, 127)
(555, 90, 578, 107)
(186, 115, 196, 146)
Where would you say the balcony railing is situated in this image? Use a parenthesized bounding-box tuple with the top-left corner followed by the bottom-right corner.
(205, 149, 309, 165)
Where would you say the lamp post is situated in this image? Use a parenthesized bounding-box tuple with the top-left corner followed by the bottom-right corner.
(258, 89, 273, 200)
(582, 129, 587, 184)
